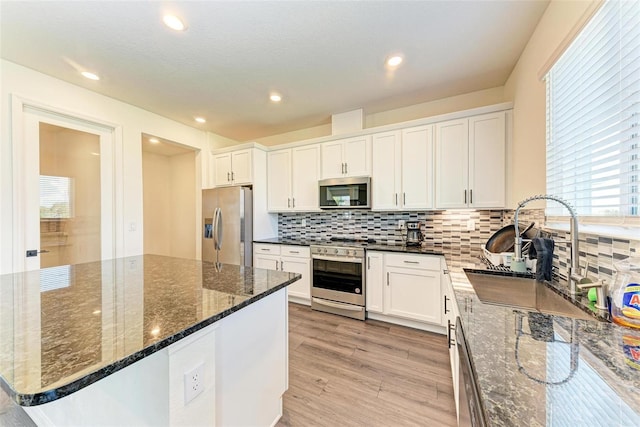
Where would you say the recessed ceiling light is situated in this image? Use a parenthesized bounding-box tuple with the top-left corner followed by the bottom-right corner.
(149, 138, 160, 144)
(270, 93, 282, 103)
(195, 117, 206, 123)
(386, 55, 403, 67)
(81, 71, 100, 80)
(163, 14, 187, 31)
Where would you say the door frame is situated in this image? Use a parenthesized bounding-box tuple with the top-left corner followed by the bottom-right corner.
(10, 94, 124, 273)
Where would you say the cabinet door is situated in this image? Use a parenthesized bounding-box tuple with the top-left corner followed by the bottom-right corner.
(469, 112, 506, 208)
(231, 149, 252, 185)
(385, 266, 442, 324)
(320, 140, 344, 179)
(435, 119, 469, 209)
(365, 252, 384, 314)
(254, 253, 280, 271)
(281, 256, 311, 301)
(372, 131, 401, 210)
(292, 145, 320, 211)
(267, 150, 292, 211)
(213, 153, 233, 187)
(342, 135, 371, 177)
(401, 125, 433, 209)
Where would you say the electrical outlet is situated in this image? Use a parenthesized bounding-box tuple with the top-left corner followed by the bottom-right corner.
(301, 219, 307, 227)
(466, 219, 476, 231)
(184, 363, 204, 404)
(398, 220, 406, 229)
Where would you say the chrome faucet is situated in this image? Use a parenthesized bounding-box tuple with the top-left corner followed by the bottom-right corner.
(513, 194, 584, 293)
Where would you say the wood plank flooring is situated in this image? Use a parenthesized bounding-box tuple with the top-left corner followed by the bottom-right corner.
(277, 303, 457, 427)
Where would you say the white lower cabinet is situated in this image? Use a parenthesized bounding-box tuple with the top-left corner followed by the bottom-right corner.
(443, 272, 460, 420)
(253, 243, 311, 304)
(366, 251, 444, 330)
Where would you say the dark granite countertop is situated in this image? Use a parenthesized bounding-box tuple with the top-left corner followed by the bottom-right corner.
(453, 271, 640, 425)
(0, 254, 300, 407)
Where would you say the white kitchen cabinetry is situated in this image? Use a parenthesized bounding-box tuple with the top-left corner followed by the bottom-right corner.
(267, 145, 320, 212)
(443, 271, 460, 419)
(366, 252, 444, 332)
(365, 251, 384, 314)
(435, 111, 506, 209)
(371, 126, 433, 211)
(321, 135, 371, 179)
(213, 149, 252, 187)
(253, 243, 311, 304)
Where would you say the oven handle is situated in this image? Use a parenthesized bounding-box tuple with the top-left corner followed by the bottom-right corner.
(311, 255, 364, 263)
(312, 298, 363, 312)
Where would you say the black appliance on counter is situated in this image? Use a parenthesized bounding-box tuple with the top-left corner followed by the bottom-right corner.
(405, 220, 423, 246)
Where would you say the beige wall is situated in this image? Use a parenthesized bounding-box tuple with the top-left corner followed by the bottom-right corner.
(504, 0, 598, 206)
(143, 150, 197, 259)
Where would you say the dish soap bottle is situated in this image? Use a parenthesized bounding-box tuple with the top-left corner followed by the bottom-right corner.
(611, 257, 640, 329)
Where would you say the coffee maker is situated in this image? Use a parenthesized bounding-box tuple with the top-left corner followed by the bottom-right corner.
(405, 221, 423, 246)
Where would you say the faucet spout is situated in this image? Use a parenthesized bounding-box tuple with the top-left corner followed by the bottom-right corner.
(513, 194, 582, 293)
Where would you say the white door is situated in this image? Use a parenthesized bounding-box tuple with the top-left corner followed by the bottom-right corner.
(254, 254, 280, 271)
(435, 119, 469, 209)
(280, 257, 310, 300)
(320, 140, 344, 178)
(213, 153, 232, 187)
(20, 107, 117, 272)
(342, 135, 370, 177)
(267, 150, 292, 212)
(385, 267, 442, 324)
(365, 252, 384, 313)
(469, 112, 506, 208)
(371, 131, 401, 210)
(231, 149, 252, 185)
(402, 125, 433, 209)
(291, 145, 320, 211)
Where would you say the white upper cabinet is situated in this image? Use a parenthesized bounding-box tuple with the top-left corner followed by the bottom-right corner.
(267, 150, 292, 211)
(321, 135, 371, 179)
(213, 149, 253, 187)
(435, 111, 506, 209)
(267, 145, 320, 212)
(372, 126, 433, 211)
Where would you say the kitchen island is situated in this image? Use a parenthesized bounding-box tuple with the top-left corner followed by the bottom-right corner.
(0, 254, 300, 426)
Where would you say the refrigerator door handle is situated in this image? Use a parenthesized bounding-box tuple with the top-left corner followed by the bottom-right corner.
(213, 208, 223, 250)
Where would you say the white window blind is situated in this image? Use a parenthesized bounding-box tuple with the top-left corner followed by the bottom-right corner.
(40, 175, 73, 218)
(546, 0, 640, 219)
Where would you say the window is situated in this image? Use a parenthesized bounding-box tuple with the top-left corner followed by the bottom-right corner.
(546, 0, 640, 220)
(40, 175, 73, 218)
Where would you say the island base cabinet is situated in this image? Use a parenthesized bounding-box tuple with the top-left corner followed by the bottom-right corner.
(24, 289, 289, 427)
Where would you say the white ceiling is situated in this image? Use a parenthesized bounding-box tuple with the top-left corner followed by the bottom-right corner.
(1, 1, 549, 142)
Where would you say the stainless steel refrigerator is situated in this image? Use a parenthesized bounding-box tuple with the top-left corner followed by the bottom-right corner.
(202, 187, 253, 266)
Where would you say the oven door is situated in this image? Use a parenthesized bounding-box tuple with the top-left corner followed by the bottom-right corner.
(312, 255, 365, 306)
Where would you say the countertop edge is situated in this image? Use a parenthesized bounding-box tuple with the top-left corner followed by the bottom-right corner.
(5, 274, 301, 407)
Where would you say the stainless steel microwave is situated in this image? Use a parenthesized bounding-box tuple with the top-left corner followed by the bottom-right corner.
(318, 177, 371, 209)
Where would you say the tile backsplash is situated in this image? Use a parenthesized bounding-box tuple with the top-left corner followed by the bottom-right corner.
(278, 209, 640, 283)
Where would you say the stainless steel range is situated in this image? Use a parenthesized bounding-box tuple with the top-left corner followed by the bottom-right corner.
(310, 239, 368, 320)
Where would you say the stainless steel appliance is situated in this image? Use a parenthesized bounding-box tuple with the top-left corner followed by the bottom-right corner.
(319, 177, 371, 209)
(405, 220, 423, 246)
(456, 316, 487, 427)
(310, 244, 366, 320)
(202, 187, 253, 266)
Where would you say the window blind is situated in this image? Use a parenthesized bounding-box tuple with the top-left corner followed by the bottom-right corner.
(546, 0, 640, 218)
(40, 175, 73, 218)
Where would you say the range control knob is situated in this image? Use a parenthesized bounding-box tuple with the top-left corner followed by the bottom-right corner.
(334, 249, 339, 255)
(323, 248, 328, 253)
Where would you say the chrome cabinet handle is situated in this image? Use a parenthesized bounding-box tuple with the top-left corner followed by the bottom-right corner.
(292, 198, 295, 208)
(444, 295, 450, 314)
(395, 193, 398, 205)
(387, 272, 390, 286)
(341, 163, 345, 174)
(403, 192, 406, 205)
(227, 172, 230, 181)
(290, 250, 299, 254)
(470, 189, 473, 204)
(464, 189, 467, 204)
(403, 260, 419, 264)
(275, 260, 279, 270)
(345, 163, 348, 174)
(231, 171, 235, 181)
(280, 260, 284, 270)
(288, 198, 291, 208)
(447, 320, 456, 348)
(367, 256, 370, 270)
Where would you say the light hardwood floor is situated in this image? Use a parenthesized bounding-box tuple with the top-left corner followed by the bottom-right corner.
(277, 303, 457, 427)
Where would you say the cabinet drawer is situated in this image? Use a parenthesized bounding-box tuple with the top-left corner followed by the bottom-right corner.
(254, 243, 281, 255)
(281, 245, 310, 258)
(384, 253, 441, 270)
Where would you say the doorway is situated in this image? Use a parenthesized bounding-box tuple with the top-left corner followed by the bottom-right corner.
(142, 134, 198, 259)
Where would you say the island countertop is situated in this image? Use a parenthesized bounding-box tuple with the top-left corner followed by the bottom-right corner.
(0, 254, 300, 407)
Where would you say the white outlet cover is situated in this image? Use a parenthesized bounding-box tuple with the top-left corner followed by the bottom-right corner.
(184, 363, 204, 405)
(466, 219, 476, 231)
(301, 219, 307, 227)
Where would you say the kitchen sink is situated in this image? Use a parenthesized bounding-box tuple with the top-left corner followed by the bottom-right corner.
(463, 271, 607, 322)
